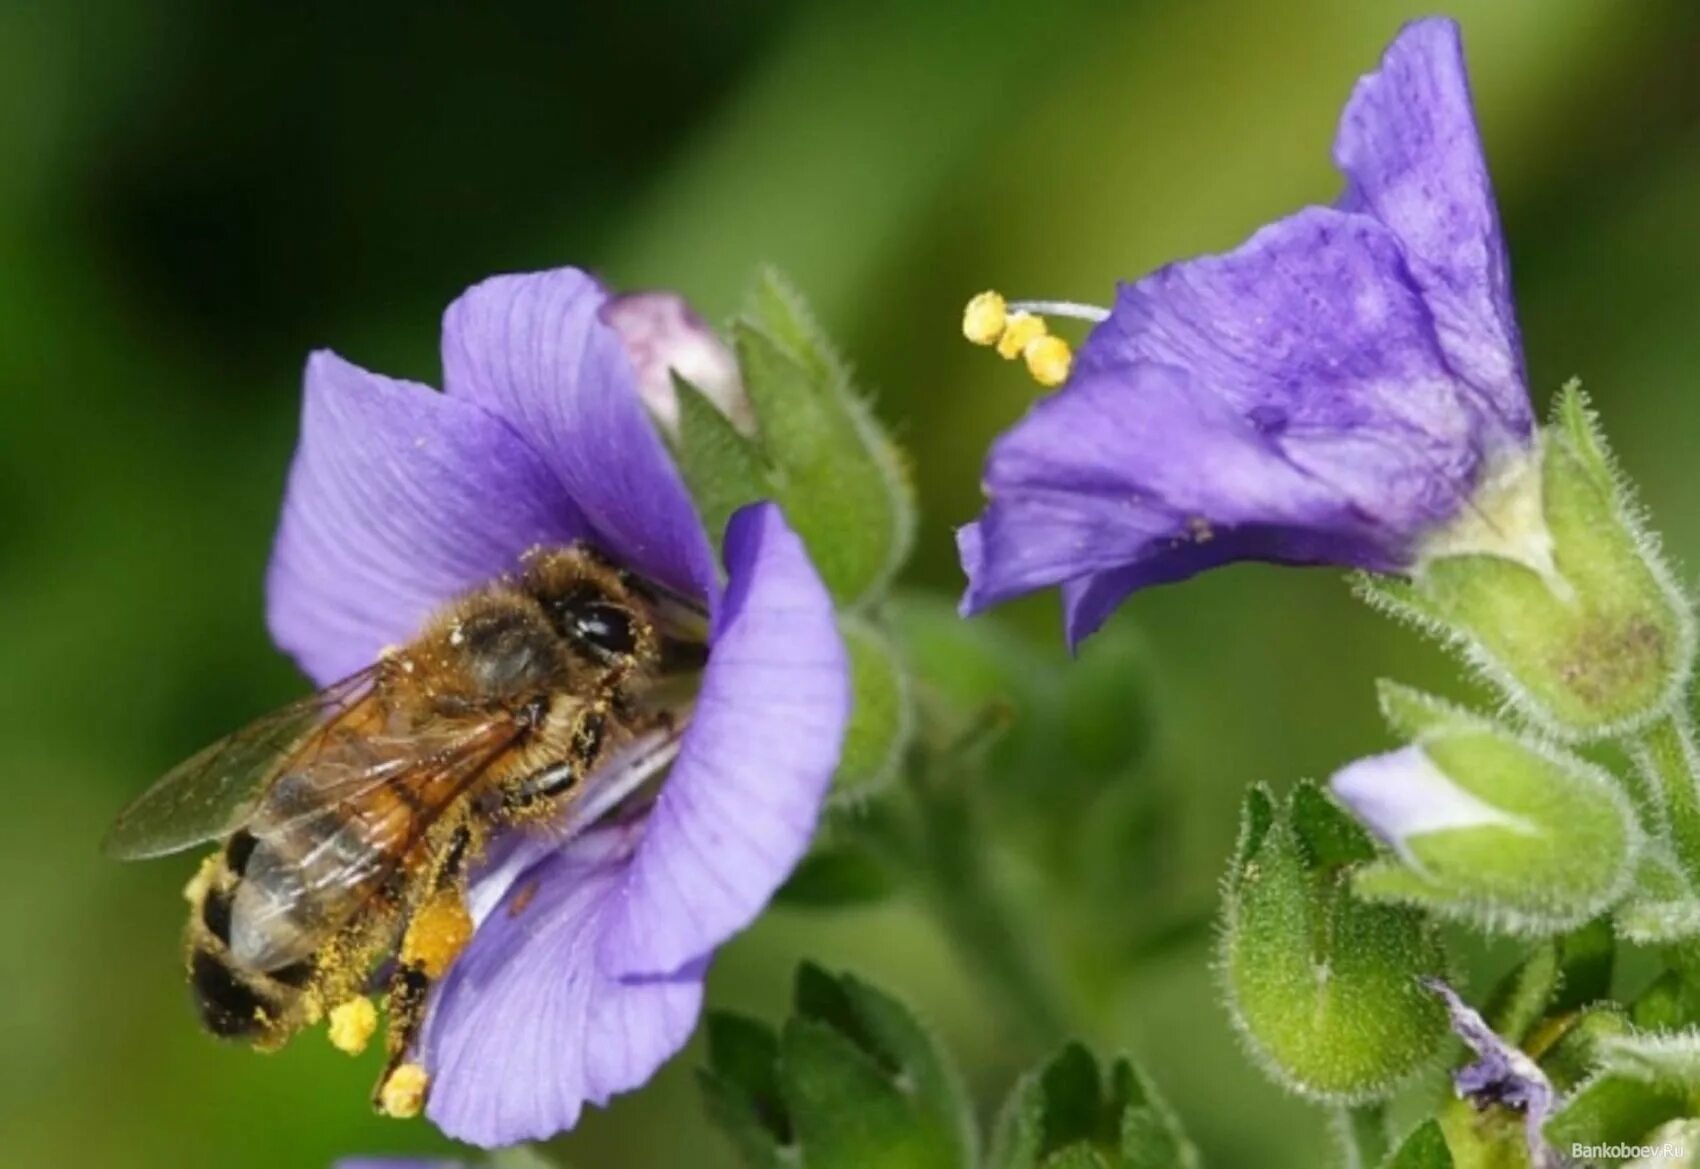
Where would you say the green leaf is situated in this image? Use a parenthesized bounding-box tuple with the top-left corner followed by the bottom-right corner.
(989, 1044, 1198, 1169)
(670, 371, 770, 546)
(698, 1011, 793, 1169)
(781, 964, 976, 1169)
(830, 616, 913, 806)
(1379, 1120, 1453, 1169)
(735, 272, 913, 609)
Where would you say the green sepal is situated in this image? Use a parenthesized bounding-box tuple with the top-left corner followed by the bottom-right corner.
(779, 963, 976, 1169)
(1379, 1120, 1454, 1169)
(1348, 690, 1642, 936)
(988, 1043, 1199, 1169)
(735, 270, 914, 610)
(670, 371, 769, 547)
(1538, 1005, 1632, 1093)
(1358, 385, 1694, 741)
(1220, 782, 1450, 1103)
(829, 616, 913, 807)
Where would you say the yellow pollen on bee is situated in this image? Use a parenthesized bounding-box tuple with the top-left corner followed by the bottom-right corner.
(401, 891, 475, 980)
(961, 291, 1008, 345)
(327, 997, 379, 1055)
(995, 311, 1048, 360)
(1022, 335, 1073, 388)
(182, 854, 219, 904)
(378, 1063, 430, 1119)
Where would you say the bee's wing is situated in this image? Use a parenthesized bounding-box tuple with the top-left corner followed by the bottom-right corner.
(228, 714, 529, 966)
(102, 666, 380, 860)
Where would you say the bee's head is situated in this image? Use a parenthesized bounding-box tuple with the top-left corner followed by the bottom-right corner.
(449, 603, 563, 701)
(521, 547, 661, 672)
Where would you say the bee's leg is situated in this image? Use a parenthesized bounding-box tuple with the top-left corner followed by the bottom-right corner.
(372, 818, 477, 1119)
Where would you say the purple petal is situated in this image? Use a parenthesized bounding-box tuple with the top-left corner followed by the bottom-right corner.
(334, 1161, 466, 1169)
(1335, 18, 1529, 435)
(421, 825, 705, 1148)
(1424, 979, 1559, 1169)
(267, 351, 587, 686)
(440, 268, 719, 603)
(962, 355, 1407, 627)
(601, 502, 849, 978)
(601, 291, 752, 437)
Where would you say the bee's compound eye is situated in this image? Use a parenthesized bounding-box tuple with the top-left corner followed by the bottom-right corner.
(572, 603, 636, 659)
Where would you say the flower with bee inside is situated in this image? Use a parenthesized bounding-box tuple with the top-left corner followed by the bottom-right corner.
(104, 268, 851, 1148)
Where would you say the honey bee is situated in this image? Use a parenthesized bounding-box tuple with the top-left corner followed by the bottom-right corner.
(104, 544, 709, 1116)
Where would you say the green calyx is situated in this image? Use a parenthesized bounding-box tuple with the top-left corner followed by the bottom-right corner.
(1219, 782, 1450, 1104)
(1360, 383, 1693, 741)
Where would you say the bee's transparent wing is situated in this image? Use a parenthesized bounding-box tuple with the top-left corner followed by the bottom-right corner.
(102, 667, 379, 861)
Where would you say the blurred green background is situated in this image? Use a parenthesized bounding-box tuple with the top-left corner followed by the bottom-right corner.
(6, 1, 1700, 1165)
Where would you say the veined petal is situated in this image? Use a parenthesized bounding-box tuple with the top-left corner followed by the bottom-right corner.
(1334, 18, 1529, 432)
(421, 826, 705, 1148)
(601, 502, 849, 978)
(1085, 206, 1498, 467)
(441, 268, 720, 604)
(961, 360, 1401, 631)
(266, 351, 586, 686)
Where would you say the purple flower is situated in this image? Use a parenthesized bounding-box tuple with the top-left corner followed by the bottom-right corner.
(268, 267, 850, 1147)
(958, 18, 1535, 645)
(1424, 979, 1560, 1169)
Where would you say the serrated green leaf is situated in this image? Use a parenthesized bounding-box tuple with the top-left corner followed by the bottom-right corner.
(733, 312, 910, 608)
(830, 616, 912, 805)
(989, 1044, 1197, 1169)
(782, 965, 975, 1169)
(699, 1011, 792, 1169)
(671, 371, 770, 545)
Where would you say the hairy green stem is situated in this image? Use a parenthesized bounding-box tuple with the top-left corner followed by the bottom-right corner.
(1331, 1104, 1388, 1169)
(1631, 708, 1700, 886)
(847, 777, 1070, 1049)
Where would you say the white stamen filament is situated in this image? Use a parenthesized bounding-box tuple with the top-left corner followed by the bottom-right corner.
(1006, 299, 1110, 324)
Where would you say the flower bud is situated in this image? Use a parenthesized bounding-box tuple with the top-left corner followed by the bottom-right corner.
(1332, 684, 1642, 934)
(1219, 781, 1449, 1103)
(1364, 384, 1694, 741)
(603, 290, 753, 437)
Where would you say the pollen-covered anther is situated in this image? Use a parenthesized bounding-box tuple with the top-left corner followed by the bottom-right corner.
(1022, 335, 1072, 387)
(962, 291, 1008, 345)
(327, 996, 378, 1055)
(995, 311, 1048, 361)
(378, 1063, 430, 1118)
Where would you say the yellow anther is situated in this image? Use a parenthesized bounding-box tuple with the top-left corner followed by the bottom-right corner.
(962, 291, 1008, 345)
(327, 997, 378, 1055)
(378, 1063, 430, 1118)
(1022, 335, 1073, 387)
(996, 312, 1048, 360)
